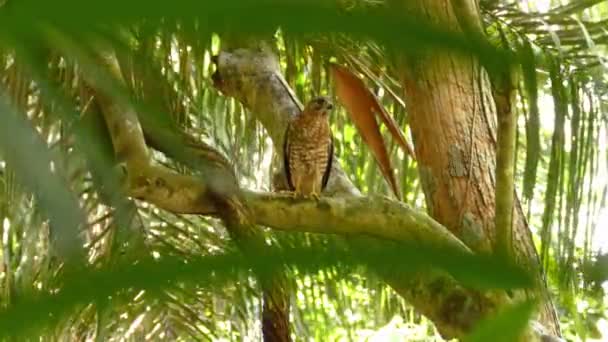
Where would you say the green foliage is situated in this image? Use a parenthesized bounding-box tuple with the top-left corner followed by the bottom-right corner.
(0, 0, 606, 340)
(463, 301, 537, 342)
(0, 241, 533, 339)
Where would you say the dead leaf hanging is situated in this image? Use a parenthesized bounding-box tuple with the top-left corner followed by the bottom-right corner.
(331, 63, 415, 200)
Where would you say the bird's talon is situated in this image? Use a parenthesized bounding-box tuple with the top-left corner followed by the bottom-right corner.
(277, 190, 295, 198)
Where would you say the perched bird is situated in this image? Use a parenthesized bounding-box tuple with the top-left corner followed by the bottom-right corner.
(283, 96, 334, 198)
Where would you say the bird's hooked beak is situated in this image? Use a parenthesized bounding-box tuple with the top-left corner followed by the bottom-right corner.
(320, 102, 333, 116)
(309, 96, 334, 115)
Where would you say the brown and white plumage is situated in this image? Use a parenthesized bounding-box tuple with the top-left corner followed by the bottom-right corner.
(283, 96, 334, 197)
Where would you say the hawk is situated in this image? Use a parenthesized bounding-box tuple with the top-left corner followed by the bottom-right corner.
(283, 96, 334, 198)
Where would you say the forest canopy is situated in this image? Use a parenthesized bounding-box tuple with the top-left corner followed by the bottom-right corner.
(0, 0, 607, 341)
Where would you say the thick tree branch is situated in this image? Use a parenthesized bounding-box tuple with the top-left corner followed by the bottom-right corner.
(246, 192, 470, 252)
(80, 50, 228, 215)
(396, 0, 561, 336)
(212, 46, 360, 197)
(212, 44, 537, 340)
(83, 48, 291, 342)
(80, 44, 552, 340)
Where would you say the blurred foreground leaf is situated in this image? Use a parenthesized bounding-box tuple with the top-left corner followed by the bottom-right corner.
(0, 95, 85, 261)
(0, 0, 513, 72)
(463, 300, 537, 342)
(0, 239, 532, 339)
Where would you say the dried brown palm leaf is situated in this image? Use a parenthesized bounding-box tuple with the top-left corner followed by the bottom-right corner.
(330, 63, 415, 200)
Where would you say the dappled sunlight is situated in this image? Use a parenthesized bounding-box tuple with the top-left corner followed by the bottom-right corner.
(0, 0, 606, 340)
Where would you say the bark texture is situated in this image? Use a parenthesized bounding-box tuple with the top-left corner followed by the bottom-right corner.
(212, 45, 360, 198)
(83, 50, 292, 342)
(212, 45, 556, 340)
(77, 35, 560, 342)
(394, 0, 560, 337)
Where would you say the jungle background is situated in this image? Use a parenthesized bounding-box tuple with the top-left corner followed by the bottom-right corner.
(0, 0, 607, 341)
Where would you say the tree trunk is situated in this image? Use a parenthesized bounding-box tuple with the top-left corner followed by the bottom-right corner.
(396, 0, 560, 336)
(213, 46, 533, 340)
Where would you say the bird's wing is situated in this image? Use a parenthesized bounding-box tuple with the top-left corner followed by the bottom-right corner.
(283, 123, 295, 191)
(321, 135, 334, 190)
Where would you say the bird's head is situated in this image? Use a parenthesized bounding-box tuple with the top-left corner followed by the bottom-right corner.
(304, 96, 334, 116)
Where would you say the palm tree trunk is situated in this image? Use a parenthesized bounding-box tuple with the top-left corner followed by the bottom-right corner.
(395, 0, 561, 336)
